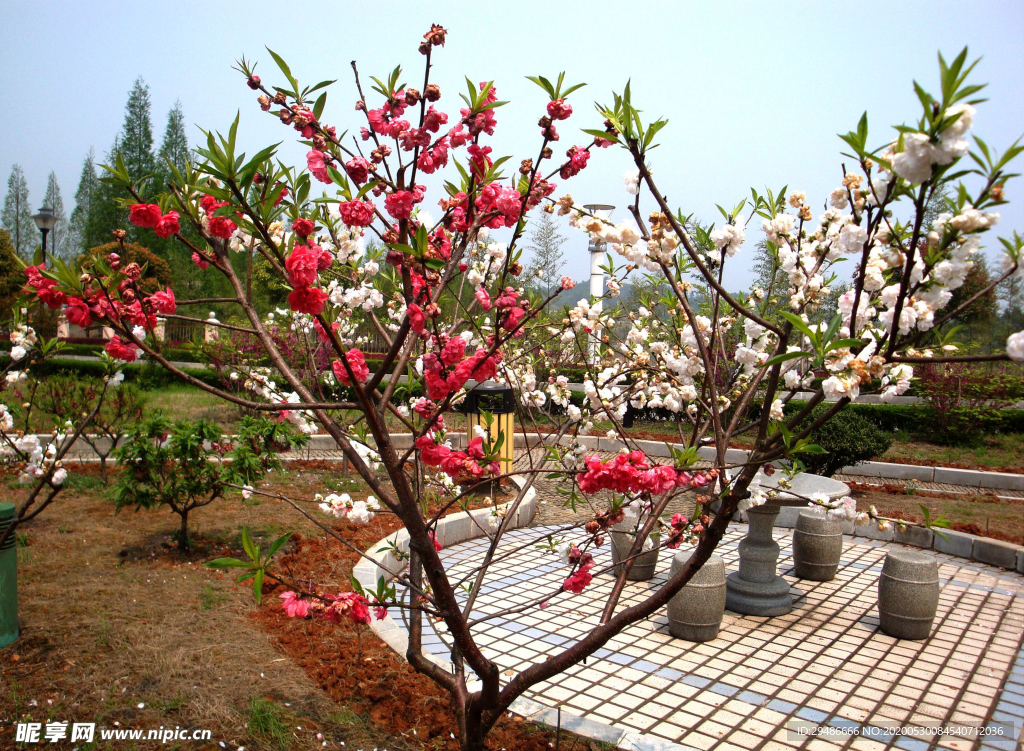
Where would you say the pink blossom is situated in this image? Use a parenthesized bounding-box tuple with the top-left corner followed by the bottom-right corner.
(563, 562, 594, 593)
(384, 190, 416, 220)
(279, 591, 312, 619)
(208, 215, 237, 239)
(338, 199, 376, 227)
(285, 244, 320, 288)
(129, 203, 162, 229)
(559, 145, 591, 180)
(547, 99, 573, 121)
(332, 348, 370, 386)
(146, 288, 176, 315)
(66, 298, 92, 327)
(307, 149, 331, 183)
(292, 217, 316, 238)
(475, 286, 492, 311)
(105, 335, 139, 362)
(344, 156, 370, 184)
(423, 105, 448, 133)
(154, 211, 180, 238)
(287, 285, 328, 315)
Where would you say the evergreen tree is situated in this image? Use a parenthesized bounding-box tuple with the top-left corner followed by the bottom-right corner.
(2, 164, 34, 258)
(120, 77, 156, 185)
(157, 100, 191, 181)
(43, 172, 70, 260)
(87, 137, 126, 249)
(0, 229, 24, 321)
(524, 212, 567, 296)
(68, 149, 99, 259)
(750, 240, 787, 321)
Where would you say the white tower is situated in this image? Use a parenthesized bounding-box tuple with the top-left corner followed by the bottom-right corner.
(583, 203, 614, 364)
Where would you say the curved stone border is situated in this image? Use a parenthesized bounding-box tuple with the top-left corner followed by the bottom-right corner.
(352, 473, 538, 668)
(353, 477, 693, 750)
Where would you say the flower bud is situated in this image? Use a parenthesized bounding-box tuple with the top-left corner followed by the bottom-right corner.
(425, 84, 441, 102)
(247, 75, 261, 90)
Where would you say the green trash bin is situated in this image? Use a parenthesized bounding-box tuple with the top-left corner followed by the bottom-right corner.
(0, 502, 17, 648)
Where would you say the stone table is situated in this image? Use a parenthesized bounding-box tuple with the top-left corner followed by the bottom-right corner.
(724, 472, 849, 616)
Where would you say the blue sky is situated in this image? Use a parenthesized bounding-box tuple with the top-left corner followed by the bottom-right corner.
(2, 1, 1022, 287)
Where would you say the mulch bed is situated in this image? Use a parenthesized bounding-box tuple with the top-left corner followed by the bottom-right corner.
(248, 499, 565, 751)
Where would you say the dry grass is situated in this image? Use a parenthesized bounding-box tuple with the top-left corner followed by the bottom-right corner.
(0, 465, 420, 751)
(849, 484, 1024, 543)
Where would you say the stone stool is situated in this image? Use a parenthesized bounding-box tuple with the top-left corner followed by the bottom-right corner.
(610, 517, 659, 581)
(668, 554, 726, 642)
(878, 549, 940, 640)
(792, 512, 843, 581)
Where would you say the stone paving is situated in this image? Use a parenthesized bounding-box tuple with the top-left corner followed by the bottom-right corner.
(392, 461, 1024, 751)
(833, 473, 1024, 502)
(402, 528, 1023, 750)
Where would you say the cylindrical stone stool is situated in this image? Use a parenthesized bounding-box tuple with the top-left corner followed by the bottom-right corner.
(792, 512, 843, 581)
(668, 554, 726, 642)
(609, 517, 659, 581)
(0, 503, 18, 648)
(878, 549, 939, 640)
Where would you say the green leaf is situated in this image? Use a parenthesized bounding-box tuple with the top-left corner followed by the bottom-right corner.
(764, 351, 808, 368)
(265, 47, 297, 91)
(252, 569, 265, 604)
(266, 532, 292, 559)
(313, 91, 328, 121)
(780, 312, 818, 345)
(204, 557, 256, 569)
(241, 526, 259, 564)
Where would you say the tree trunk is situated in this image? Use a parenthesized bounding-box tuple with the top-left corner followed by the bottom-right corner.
(177, 509, 190, 551)
(458, 708, 487, 751)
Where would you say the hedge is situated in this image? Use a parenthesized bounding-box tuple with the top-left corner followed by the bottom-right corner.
(783, 400, 1024, 435)
(0, 340, 199, 363)
(1, 355, 223, 390)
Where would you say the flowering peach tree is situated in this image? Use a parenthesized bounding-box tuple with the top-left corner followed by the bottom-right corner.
(19, 29, 1024, 749)
(0, 315, 123, 548)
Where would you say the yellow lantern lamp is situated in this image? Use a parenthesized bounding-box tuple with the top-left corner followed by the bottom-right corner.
(463, 380, 516, 478)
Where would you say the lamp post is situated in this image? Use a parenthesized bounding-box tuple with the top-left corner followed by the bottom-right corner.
(463, 380, 516, 492)
(583, 203, 614, 364)
(32, 206, 58, 265)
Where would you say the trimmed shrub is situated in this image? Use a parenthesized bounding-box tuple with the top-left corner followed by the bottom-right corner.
(795, 404, 894, 477)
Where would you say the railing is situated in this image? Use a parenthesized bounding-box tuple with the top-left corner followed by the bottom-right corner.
(163, 323, 201, 345)
(354, 326, 391, 356)
(64, 324, 107, 342)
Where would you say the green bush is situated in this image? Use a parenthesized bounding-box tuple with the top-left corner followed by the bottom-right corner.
(113, 415, 306, 550)
(0, 355, 223, 389)
(795, 404, 894, 477)
(783, 400, 1024, 435)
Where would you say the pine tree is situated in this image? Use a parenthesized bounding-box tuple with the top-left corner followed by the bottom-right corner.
(2, 164, 34, 258)
(87, 137, 126, 249)
(750, 240, 787, 321)
(524, 212, 567, 296)
(120, 77, 156, 185)
(157, 100, 191, 181)
(68, 149, 99, 259)
(43, 172, 70, 260)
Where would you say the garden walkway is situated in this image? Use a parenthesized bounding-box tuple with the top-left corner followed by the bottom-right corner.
(378, 449, 1024, 751)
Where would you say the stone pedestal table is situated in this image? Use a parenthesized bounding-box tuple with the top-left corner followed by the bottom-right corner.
(724, 472, 849, 616)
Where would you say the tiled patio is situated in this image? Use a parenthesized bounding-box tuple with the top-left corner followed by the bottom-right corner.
(398, 525, 1024, 751)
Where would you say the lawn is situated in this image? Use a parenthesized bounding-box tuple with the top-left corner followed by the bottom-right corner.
(0, 464, 576, 751)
